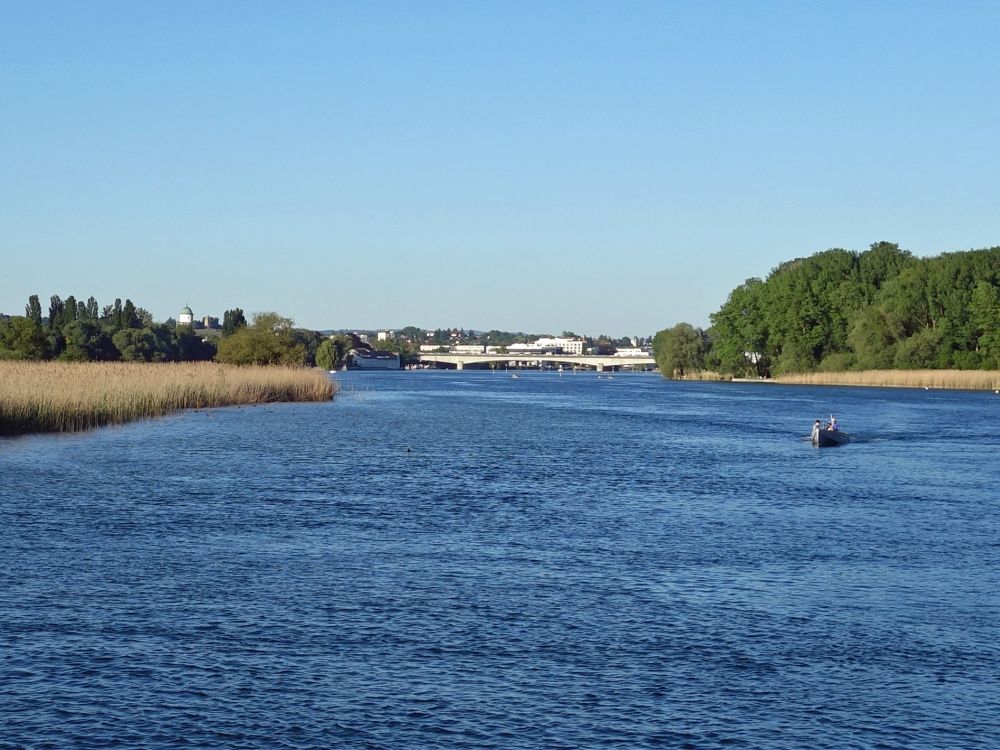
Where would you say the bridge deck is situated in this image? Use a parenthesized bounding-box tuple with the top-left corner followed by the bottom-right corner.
(416, 353, 656, 370)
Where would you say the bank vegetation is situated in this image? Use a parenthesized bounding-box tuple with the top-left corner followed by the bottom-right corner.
(773, 369, 1000, 391)
(653, 242, 1000, 388)
(0, 361, 335, 436)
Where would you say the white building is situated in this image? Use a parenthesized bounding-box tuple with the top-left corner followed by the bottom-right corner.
(538, 337, 584, 355)
(351, 349, 401, 370)
(178, 305, 194, 325)
(508, 337, 585, 355)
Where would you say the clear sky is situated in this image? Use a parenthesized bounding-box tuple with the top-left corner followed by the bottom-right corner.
(2, 2, 998, 337)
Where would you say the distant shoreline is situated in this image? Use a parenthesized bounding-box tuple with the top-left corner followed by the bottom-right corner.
(731, 370, 1000, 392)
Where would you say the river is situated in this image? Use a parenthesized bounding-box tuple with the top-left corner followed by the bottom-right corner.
(2, 370, 998, 748)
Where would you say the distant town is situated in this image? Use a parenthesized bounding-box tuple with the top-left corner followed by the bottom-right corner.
(0, 297, 654, 371)
(339, 329, 655, 371)
(165, 308, 653, 357)
(174, 306, 657, 369)
(358, 328, 650, 355)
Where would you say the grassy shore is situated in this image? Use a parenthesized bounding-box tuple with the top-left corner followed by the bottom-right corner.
(679, 370, 726, 381)
(0, 361, 335, 436)
(773, 369, 1000, 391)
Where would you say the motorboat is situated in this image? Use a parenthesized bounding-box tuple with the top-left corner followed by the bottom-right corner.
(811, 421, 850, 447)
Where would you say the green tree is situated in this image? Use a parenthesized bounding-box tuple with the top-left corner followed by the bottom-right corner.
(25, 295, 43, 326)
(970, 280, 1000, 368)
(222, 308, 247, 337)
(856, 241, 916, 305)
(847, 307, 897, 370)
(756, 249, 863, 372)
(215, 312, 307, 365)
(122, 299, 138, 329)
(652, 323, 708, 378)
(1, 316, 49, 359)
(710, 278, 770, 377)
(112, 328, 160, 361)
(61, 319, 117, 361)
(315, 339, 338, 370)
(893, 326, 944, 369)
(47, 295, 64, 331)
(135, 307, 154, 327)
(215, 328, 284, 365)
(286, 328, 322, 366)
(705, 241, 1000, 373)
(176, 326, 215, 361)
(64, 295, 78, 324)
(851, 248, 1000, 369)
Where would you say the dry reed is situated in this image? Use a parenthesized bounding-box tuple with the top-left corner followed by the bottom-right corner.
(679, 370, 727, 381)
(0, 361, 335, 436)
(773, 369, 1000, 391)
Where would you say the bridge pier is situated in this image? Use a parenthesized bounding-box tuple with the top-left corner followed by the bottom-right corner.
(456, 361, 464, 370)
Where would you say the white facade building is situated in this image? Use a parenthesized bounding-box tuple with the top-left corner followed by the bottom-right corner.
(538, 337, 584, 355)
(508, 337, 585, 355)
(351, 349, 400, 370)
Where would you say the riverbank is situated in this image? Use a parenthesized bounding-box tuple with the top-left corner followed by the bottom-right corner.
(773, 369, 1000, 391)
(0, 361, 335, 436)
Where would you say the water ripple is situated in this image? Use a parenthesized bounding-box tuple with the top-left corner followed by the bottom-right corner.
(2, 373, 998, 748)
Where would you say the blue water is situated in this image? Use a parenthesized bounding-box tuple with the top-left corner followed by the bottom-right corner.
(2, 371, 998, 749)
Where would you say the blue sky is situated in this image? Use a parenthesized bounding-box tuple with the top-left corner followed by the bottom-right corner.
(2, 1, 998, 336)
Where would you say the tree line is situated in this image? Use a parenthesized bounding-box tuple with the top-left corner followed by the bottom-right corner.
(0, 295, 343, 368)
(653, 242, 1000, 378)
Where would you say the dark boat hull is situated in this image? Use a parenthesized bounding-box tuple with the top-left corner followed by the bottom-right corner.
(812, 429, 850, 447)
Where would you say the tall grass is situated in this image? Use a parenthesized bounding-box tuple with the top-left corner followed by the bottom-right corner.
(680, 370, 727, 381)
(774, 369, 1000, 391)
(0, 361, 335, 436)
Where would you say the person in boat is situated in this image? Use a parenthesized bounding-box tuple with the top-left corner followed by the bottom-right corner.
(812, 419, 821, 441)
(828, 415, 839, 431)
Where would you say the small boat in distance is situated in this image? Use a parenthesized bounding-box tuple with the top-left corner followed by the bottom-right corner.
(811, 418, 850, 447)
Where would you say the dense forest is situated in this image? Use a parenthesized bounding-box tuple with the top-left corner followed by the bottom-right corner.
(654, 242, 1000, 378)
(0, 295, 332, 367)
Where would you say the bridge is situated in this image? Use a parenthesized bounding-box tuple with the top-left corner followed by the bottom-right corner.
(416, 352, 657, 371)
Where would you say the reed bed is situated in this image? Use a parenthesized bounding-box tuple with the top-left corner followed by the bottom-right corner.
(0, 361, 335, 436)
(679, 370, 727, 381)
(774, 369, 1000, 391)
